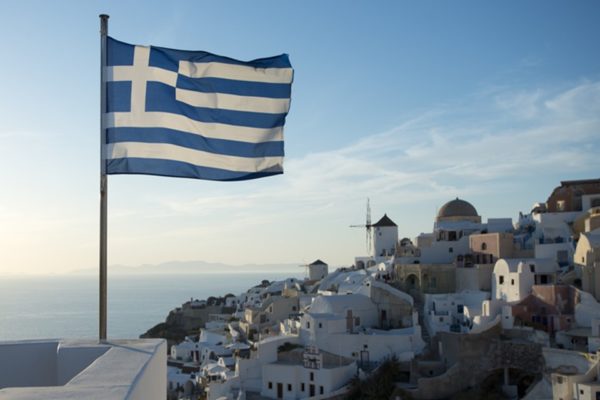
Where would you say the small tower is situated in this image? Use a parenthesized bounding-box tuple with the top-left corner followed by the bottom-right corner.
(371, 214, 398, 258)
(308, 259, 328, 281)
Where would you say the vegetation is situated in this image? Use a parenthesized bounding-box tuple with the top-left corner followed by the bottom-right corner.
(140, 321, 188, 347)
(277, 342, 303, 353)
(248, 328, 258, 341)
(347, 356, 405, 400)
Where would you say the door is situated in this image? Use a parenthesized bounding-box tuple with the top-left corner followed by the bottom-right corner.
(309, 384, 315, 397)
(346, 310, 353, 332)
(277, 383, 283, 399)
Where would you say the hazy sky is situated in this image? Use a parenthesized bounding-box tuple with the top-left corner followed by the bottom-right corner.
(1, 1, 599, 275)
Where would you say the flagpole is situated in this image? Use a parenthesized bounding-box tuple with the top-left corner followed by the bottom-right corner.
(99, 13, 109, 342)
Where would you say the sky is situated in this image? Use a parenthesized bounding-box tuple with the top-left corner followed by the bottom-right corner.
(0, 1, 599, 275)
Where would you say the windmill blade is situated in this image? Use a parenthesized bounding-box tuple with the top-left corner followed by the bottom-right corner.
(350, 198, 374, 254)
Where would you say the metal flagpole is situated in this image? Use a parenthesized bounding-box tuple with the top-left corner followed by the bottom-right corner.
(99, 14, 109, 342)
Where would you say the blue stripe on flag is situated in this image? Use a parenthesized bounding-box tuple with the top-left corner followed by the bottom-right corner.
(106, 158, 282, 181)
(107, 37, 134, 66)
(106, 82, 131, 112)
(145, 82, 288, 129)
(107, 127, 284, 158)
(176, 76, 291, 99)
(149, 46, 291, 73)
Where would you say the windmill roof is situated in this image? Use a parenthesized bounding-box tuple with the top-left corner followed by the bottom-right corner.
(310, 259, 327, 266)
(372, 214, 397, 227)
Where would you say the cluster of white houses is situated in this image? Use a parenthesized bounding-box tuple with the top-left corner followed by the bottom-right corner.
(168, 178, 600, 400)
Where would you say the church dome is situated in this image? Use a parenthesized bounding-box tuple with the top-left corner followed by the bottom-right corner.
(437, 198, 479, 221)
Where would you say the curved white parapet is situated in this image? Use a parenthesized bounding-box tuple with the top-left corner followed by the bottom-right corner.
(0, 339, 166, 400)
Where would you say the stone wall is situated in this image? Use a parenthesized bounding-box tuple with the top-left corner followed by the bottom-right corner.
(407, 323, 544, 399)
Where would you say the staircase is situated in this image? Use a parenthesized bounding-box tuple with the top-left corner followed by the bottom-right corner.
(413, 295, 432, 348)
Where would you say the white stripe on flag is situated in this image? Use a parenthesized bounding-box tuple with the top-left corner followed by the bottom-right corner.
(178, 61, 293, 84)
(107, 142, 283, 172)
(175, 88, 290, 114)
(107, 112, 284, 143)
(106, 65, 178, 86)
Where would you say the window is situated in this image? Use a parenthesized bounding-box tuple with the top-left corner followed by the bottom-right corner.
(320, 386, 324, 395)
(439, 317, 444, 322)
(499, 275, 504, 284)
(307, 321, 310, 329)
(530, 264, 535, 273)
(318, 323, 322, 328)
(449, 247, 454, 253)
(557, 250, 568, 265)
(355, 317, 360, 326)
(511, 279, 515, 285)
(301, 383, 305, 392)
(556, 376, 563, 384)
(292, 306, 297, 311)
(481, 243, 487, 251)
(556, 200, 565, 211)
(288, 384, 292, 391)
(268, 382, 273, 389)
(310, 372, 314, 381)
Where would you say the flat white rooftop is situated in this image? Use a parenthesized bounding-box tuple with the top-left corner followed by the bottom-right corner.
(0, 339, 166, 400)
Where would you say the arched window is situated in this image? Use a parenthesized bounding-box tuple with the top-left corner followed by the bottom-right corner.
(481, 242, 487, 251)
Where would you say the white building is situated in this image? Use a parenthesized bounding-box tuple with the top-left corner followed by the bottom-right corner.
(546, 348, 600, 400)
(171, 328, 230, 364)
(424, 290, 491, 335)
(318, 268, 368, 294)
(492, 258, 558, 303)
(300, 294, 378, 339)
(516, 210, 580, 256)
(167, 367, 197, 397)
(297, 292, 424, 362)
(261, 345, 355, 399)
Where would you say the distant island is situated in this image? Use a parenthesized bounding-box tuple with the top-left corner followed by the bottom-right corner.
(68, 260, 303, 276)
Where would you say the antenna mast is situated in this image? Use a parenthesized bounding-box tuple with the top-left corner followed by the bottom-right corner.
(366, 198, 372, 255)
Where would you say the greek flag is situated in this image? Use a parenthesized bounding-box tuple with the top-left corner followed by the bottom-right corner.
(104, 37, 292, 181)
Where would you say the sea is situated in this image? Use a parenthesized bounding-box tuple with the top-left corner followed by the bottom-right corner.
(0, 271, 302, 341)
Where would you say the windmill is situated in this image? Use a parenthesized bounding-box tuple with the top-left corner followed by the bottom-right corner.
(299, 260, 328, 281)
(350, 198, 373, 255)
